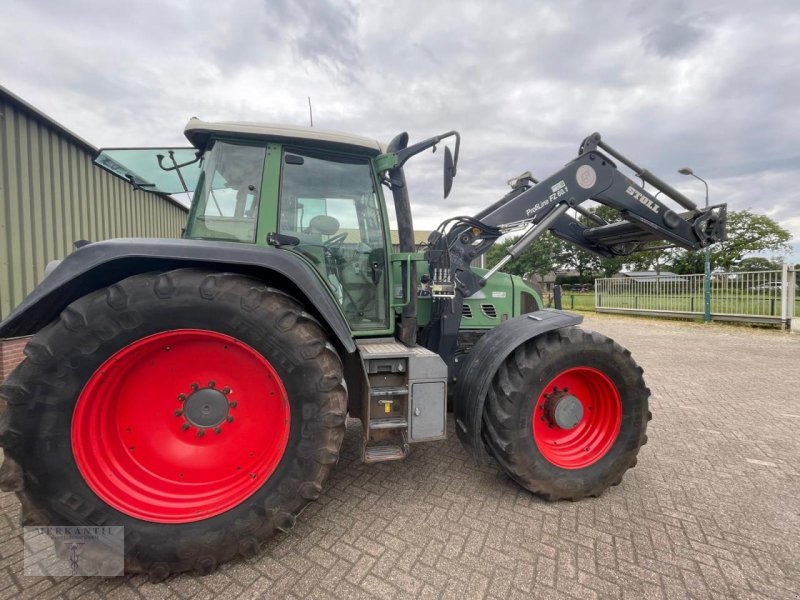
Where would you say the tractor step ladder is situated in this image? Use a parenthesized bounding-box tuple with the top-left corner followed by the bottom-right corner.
(357, 341, 448, 464)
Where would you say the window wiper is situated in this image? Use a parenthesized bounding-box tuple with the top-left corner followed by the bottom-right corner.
(157, 150, 202, 196)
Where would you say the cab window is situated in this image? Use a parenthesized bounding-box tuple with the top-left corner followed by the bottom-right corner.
(186, 141, 266, 243)
(279, 149, 388, 330)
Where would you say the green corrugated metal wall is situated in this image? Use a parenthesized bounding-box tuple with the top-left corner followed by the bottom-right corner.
(0, 95, 188, 320)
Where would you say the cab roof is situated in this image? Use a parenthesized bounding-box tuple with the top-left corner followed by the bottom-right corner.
(184, 119, 386, 156)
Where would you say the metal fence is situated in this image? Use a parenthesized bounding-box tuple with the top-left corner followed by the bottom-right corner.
(594, 266, 798, 328)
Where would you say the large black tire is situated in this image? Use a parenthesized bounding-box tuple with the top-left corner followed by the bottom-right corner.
(0, 269, 347, 579)
(482, 326, 650, 501)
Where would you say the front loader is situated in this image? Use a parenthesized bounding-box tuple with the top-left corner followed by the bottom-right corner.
(0, 119, 725, 578)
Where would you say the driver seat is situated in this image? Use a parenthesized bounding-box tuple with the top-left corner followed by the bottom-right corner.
(307, 215, 340, 236)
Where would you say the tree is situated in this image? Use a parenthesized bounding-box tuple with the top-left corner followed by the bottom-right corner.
(597, 255, 626, 278)
(558, 246, 601, 282)
(668, 211, 790, 274)
(670, 250, 705, 274)
(626, 244, 675, 275)
(711, 210, 791, 271)
(734, 257, 782, 271)
(485, 233, 563, 282)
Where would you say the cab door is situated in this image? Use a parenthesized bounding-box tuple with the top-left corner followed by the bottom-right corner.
(278, 148, 390, 332)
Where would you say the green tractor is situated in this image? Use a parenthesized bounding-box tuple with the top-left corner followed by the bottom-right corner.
(0, 120, 726, 578)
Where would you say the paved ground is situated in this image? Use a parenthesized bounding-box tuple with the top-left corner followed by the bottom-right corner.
(1, 315, 799, 599)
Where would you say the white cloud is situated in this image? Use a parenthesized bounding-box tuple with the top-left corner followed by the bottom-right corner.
(1, 0, 797, 259)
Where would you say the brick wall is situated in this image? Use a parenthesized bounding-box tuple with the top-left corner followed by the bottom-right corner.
(0, 337, 30, 384)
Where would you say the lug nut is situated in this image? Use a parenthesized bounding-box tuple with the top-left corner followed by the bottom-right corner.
(181, 423, 190, 431)
(208, 380, 216, 388)
(191, 383, 199, 390)
(174, 410, 183, 417)
(214, 427, 222, 434)
(177, 393, 186, 401)
(229, 401, 237, 408)
(226, 416, 234, 423)
(222, 387, 231, 395)
(197, 429, 205, 438)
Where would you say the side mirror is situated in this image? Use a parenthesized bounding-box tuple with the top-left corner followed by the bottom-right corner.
(444, 146, 456, 198)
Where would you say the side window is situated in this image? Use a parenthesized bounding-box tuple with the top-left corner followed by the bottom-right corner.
(279, 150, 388, 330)
(186, 142, 266, 243)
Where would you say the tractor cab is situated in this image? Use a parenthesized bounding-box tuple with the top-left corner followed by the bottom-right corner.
(95, 120, 395, 332)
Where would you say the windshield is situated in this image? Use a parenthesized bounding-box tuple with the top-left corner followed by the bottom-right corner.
(94, 148, 201, 197)
(185, 141, 266, 243)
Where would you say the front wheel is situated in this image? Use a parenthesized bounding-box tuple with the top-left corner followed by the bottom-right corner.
(0, 269, 347, 578)
(482, 327, 650, 500)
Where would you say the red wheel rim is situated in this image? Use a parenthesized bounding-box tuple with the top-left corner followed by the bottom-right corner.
(532, 367, 621, 469)
(71, 330, 290, 523)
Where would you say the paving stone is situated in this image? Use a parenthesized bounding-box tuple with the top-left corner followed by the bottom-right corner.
(0, 315, 798, 598)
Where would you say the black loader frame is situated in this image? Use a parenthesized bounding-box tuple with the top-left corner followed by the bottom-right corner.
(416, 132, 725, 377)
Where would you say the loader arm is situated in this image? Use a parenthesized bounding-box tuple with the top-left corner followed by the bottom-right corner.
(426, 132, 726, 299)
(421, 132, 726, 372)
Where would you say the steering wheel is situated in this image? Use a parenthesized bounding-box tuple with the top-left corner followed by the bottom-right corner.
(323, 232, 348, 249)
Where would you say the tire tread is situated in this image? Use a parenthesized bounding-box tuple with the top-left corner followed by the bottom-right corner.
(482, 327, 650, 501)
(0, 268, 347, 578)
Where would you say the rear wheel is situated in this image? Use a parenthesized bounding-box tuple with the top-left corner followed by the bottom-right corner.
(482, 326, 650, 500)
(0, 269, 347, 578)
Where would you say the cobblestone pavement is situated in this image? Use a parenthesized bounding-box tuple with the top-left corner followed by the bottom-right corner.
(1, 315, 799, 599)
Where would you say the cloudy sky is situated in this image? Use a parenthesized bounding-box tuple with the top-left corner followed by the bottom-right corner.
(2, 0, 798, 260)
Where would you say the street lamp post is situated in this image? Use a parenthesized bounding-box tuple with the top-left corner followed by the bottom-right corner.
(678, 167, 711, 323)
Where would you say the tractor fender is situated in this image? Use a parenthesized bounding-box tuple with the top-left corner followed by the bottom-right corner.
(0, 238, 356, 354)
(454, 309, 583, 463)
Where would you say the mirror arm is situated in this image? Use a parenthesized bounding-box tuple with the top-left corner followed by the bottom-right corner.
(394, 130, 460, 170)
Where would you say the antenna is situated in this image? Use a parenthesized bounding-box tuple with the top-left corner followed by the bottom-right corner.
(308, 96, 313, 127)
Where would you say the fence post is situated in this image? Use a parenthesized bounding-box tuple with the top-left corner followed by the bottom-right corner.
(704, 250, 711, 323)
(781, 264, 788, 329)
(781, 264, 792, 331)
(789, 265, 799, 333)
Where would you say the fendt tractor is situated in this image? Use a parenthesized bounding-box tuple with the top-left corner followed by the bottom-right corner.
(0, 120, 726, 578)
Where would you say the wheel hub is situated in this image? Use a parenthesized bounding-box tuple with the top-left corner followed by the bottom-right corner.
(184, 387, 229, 428)
(532, 368, 622, 469)
(544, 390, 584, 429)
